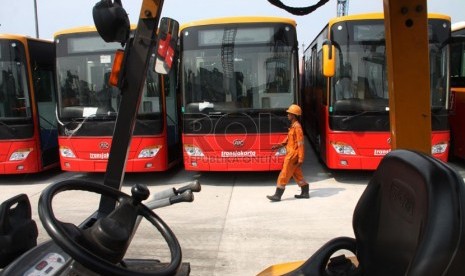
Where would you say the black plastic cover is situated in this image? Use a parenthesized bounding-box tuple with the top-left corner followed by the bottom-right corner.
(0, 194, 38, 268)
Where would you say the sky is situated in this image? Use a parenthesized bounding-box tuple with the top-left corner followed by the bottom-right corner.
(0, 0, 464, 52)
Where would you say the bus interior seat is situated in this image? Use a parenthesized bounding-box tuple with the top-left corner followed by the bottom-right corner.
(286, 149, 465, 276)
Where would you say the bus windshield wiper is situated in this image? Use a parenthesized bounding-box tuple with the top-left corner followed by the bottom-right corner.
(341, 110, 387, 123)
(0, 120, 17, 136)
(242, 109, 288, 123)
(58, 115, 99, 136)
(208, 111, 224, 116)
(84, 113, 118, 121)
(59, 117, 87, 133)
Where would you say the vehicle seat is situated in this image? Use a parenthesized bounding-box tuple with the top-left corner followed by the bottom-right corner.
(0, 194, 38, 268)
(287, 149, 465, 276)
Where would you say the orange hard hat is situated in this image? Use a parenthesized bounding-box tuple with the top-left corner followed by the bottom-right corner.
(286, 104, 302, 116)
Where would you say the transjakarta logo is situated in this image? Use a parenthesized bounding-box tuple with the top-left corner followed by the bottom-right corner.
(221, 151, 256, 158)
(374, 149, 391, 156)
(90, 153, 110, 159)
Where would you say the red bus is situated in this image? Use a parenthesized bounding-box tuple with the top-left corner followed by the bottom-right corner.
(179, 16, 300, 171)
(54, 26, 182, 172)
(301, 13, 451, 170)
(448, 21, 465, 160)
(0, 34, 58, 174)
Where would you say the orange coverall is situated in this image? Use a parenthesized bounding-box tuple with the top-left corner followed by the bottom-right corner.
(277, 120, 306, 186)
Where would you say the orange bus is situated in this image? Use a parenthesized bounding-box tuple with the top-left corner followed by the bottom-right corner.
(301, 13, 451, 170)
(0, 34, 58, 174)
(54, 26, 182, 172)
(179, 16, 300, 171)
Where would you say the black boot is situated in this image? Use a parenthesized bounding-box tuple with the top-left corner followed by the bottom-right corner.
(267, 188, 285, 201)
(295, 184, 310, 199)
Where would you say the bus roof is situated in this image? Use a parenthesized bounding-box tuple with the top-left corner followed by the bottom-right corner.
(452, 21, 465, 32)
(0, 34, 52, 43)
(53, 24, 137, 38)
(180, 16, 296, 31)
(328, 12, 451, 26)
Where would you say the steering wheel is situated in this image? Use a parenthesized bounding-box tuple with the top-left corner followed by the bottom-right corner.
(38, 179, 182, 276)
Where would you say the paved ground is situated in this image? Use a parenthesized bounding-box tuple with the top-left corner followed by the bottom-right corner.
(2, 143, 464, 275)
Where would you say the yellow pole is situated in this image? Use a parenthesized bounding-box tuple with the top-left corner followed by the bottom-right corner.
(383, 0, 431, 155)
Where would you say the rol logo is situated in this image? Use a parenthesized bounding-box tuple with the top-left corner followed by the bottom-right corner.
(233, 139, 244, 148)
(99, 141, 110, 150)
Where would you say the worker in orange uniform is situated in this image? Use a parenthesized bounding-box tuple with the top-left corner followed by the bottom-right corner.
(267, 104, 310, 201)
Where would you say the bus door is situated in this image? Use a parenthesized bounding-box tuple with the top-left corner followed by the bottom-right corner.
(29, 40, 59, 168)
(164, 68, 181, 164)
(157, 19, 181, 165)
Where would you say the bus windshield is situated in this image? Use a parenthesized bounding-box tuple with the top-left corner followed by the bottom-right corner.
(330, 19, 449, 113)
(56, 33, 162, 122)
(0, 40, 31, 120)
(181, 23, 297, 114)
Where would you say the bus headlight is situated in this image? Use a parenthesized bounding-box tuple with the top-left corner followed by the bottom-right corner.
(59, 146, 76, 158)
(9, 148, 33, 161)
(275, 147, 287, 156)
(331, 142, 356, 155)
(138, 146, 161, 158)
(184, 144, 204, 157)
(432, 142, 448, 154)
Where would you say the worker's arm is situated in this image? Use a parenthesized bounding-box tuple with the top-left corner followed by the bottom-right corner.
(272, 137, 288, 150)
(296, 126, 305, 165)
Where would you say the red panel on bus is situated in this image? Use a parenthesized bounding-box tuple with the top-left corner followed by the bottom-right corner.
(182, 133, 286, 171)
(0, 140, 40, 174)
(58, 136, 169, 172)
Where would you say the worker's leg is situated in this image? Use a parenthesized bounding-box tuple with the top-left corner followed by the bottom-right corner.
(267, 157, 295, 201)
(293, 167, 310, 199)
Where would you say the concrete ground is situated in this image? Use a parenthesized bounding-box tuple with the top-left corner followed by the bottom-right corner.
(2, 142, 463, 275)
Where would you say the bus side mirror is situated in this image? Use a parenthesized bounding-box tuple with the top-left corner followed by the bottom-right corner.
(322, 40, 335, 77)
(154, 17, 180, 75)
